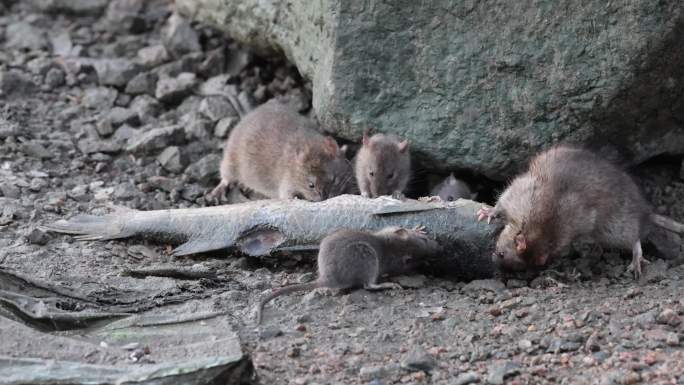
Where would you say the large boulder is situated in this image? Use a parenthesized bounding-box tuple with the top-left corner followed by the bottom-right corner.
(176, 0, 684, 179)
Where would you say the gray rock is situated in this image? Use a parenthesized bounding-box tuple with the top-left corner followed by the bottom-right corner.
(20, 141, 52, 159)
(487, 361, 521, 385)
(0, 70, 36, 97)
(130, 95, 162, 123)
(44, 68, 66, 88)
(26, 57, 56, 76)
(359, 364, 401, 381)
(147, 176, 178, 193)
(198, 48, 226, 78)
(95, 119, 115, 137)
(393, 275, 426, 289)
(29, 178, 48, 192)
(181, 112, 212, 140)
(50, 31, 73, 57)
(113, 182, 138, 199)
(105, 0, 144, 33)
(68, 184, 90, 202)
(184, 153, 221, 184)
(214, 116, 237, 138)
(137, 45, 170, 68)
(155, 72, 198, 104)
(198, 96, 237, 122)
(199, 74, 239, 98)
(452, 371, 480, 385)
(107, 107, 141, 128)
(0, 183, 20, 199)
(82, 87, 118, 109)
(5, 22, 47, 51)
(92, 59, 142, 88)
(29, 0, 109, 15)
(163, 13, 201, 57)
(77, 138, 124, 154)
(126, 125, 185, 154)
(26, 227, 51, 245)
(155, 53, 204, 78)
(462, 279, 506, 294)
(181, 184, 204, 201)
(656, 308, 681, 326)
(125, 72, 158, 95)
(157, 146, 186, 173)
(401, 346, 436, 372)
(177, 0, 684, 179)
(259, 326, 283, 340)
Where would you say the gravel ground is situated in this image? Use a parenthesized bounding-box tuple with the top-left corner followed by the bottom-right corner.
(1, 1, 684, 384)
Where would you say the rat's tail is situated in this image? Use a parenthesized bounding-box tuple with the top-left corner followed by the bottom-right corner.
(255, 281, 318, 324)
(651, 214, 684, 234)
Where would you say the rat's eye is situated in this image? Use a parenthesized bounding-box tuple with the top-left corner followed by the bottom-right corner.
(308, 182, 315, 189)
(387, 172, 394, 180)
(447, 196, 454, 202)
(369, 171, 375, 177)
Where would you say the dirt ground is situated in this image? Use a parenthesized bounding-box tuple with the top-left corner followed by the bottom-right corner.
(1, 1, 684, 384)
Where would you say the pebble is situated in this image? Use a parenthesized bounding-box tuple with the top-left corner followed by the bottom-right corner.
(462, 279, 506, 294)
(259, 326, 283, 340)
(359, 364, 400, 381)
(163, 13, 201, 57)
(92, 58, 142, 87)
(130, 95, 162, 123)
(137, 45, 170, 68)
(157, 146, 186, 173)
(198, 96, 237, 122)
(82, 87, 119, 109)
(20, 141, 52, 159)
(452, 371, 480, 385)
(26, 228, 51, 245)
(105, 0, 145, 33)
(106, 107, 141, 128)
(394, 275, 426, 289)
(214, 116, 237, 138)
(126, 125, 185, 154)
(29, 178, 48, 192)
(125, 72, 158, 95)
(656, 308, 680, 326)
(155, 72, 198, 104)
(0, 70, 36, 97)
(44, 68, 66, 88)
(77, 138, 124, 155)
(181, 112, 212, 140)
(68, 185, 90, 202)
(147, 176, 178, 193)
(184, 153, 221, 184)
(113, 182, 138, 199)
(6, 22, 47, 51)
(31, 0, 108, 15)
(486, 361, 521, 385)
(401, 346, 436, 372)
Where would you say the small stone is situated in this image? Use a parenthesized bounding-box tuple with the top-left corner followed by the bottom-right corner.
(666, 333, 680, 347)
(287, 346, 301, 358)
(126, 125, 185, 154)
(184, 153, 221, 184)
(518, 339, 532, 350)
(198, 96, 237, 122)
(452, 371, 480, 385)
(259, 326, 283, 340)
(0, 70, 36, 97)
(181, 112, 212, 140)
(137, 45, 170, 68)
(155, 73, 197, 104)
(157, 146, 186, 173)
(44, 68, 66, 88)
(401, 346, 436, 372)
(107, 107, 141, 128)
(125, 72, 158, 95)
(296, 314, 312, 323)
(181, 184, 203, 201)
(92, 59, 142, 88)
(50, 30, 73, 57)
(26, 228, 51, 245)
(77, 138, 124, 154)
(394, 275, 426, 289)
(68, 185, 90, 201)
(147, 176, 178, 193)
(20, 141, 52, 159)
(82, 87, 118, 109)
(0, 183, 20, 199)
(214, 116, 237, 138)
(359, 364, 401, 381)
(96, 120, 115, 137)
(130, 95, 161, 123)
(6, 22, 47, 51)
(113, 182, 138, 199)
(656, 308, 681, 326)
(30, 0, 109, 15)
(29, 178, 48, 192)
(155, 53, 203, 78)
(487, 361, 521, 385)
(105, 0, 145, 33)
(115, 93, 131, 107)
(462, 279, 506, 294)
(163, 13, 201, 57)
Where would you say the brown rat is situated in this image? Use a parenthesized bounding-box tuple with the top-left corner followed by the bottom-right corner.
(255, 225, 441, 324)
(431, 173, 477, 202)
(477, 145, 684, 279)
(208, 100, 354, 202)
(355, 132, 411, 198)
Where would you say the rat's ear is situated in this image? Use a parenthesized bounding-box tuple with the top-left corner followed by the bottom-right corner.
(323, 136, 339, 156)
(534, 253, 548, 266)
(514, 233, 527, 253)
(339, 144, 348, 157)
(447, 173, 457, 185)
(362, 131, 370, 147)
(393, 227, 409, 239)
(397, 139, 409, 153)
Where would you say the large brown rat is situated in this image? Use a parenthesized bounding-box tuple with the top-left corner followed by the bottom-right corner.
(355, 132, 411, 198)
(208, 100, 354, 202)
(255, 225, 442, 324)
(431, 173, 477, 202)
(477, 145, 684, 279)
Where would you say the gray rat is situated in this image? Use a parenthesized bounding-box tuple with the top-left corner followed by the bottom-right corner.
(355, 132, 410, 198)
(477, 145, 684, 279)
(208, 100, 354, 202)
(431, 173, 477, 202)
(255, 225, 442, 324)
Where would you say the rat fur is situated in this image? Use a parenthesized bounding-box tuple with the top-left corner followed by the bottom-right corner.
(209, 100, 354, 202)
(431, 173, 477, 202)
(354, 133, 411, 198)
(477, 145, 684, 279)
(255, 226, 441, 324)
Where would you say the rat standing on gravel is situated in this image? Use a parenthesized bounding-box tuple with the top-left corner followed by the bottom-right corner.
(431, 173, 477, 202)
(255, 225, 442, 324)
(208, 100, 354, 202)
(477, 145, 684, 279)
(355, 132, 411, 198)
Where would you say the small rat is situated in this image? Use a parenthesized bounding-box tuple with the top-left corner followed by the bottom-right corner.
(477, 145, 684, 279)
(255, 225, 441, 324)
(208, 100, 354, 202)
(431, 173, 477, 202)
(355, 132, 411, 198)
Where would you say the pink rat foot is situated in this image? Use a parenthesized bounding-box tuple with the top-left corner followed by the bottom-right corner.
(476, 206, 497, 223)
(627, 241, 650, 280)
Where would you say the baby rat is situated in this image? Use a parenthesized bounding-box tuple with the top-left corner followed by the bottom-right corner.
(255, 225, 441, 324)
(355, 132, 411, 198)
(477, 145, 684, 279)
(208, 100, 354, 202)
(431, 173, 477, 202)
